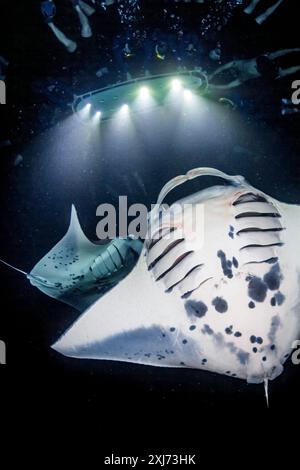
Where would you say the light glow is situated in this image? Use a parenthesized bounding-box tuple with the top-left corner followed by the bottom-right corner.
(92, 110, 101, 124)
(184, 89, 193, 99)
(139, 86, 150, 98)
(171, 79, 182, 91)
(79, 102, 92, 119)
(121, 104, 129, 112)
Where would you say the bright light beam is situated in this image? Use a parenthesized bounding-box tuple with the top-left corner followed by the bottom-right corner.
(79, 102, 92, 120)
(92, 111, 101, 125)
(134, 85, 156, 114)
(121, 104, 129, 112)
(171, 79, 182, 91)
(139, 86, 150, 99)
(184, 89, 193, 99)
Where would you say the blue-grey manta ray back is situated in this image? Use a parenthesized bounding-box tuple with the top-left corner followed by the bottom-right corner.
(52, 168, 300, 386)
(29, 205, 142, 310)
(0, 205, 142, 311)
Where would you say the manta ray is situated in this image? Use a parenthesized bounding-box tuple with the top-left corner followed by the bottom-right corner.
(1, 167, 300, 401)
(0, 207, 142, 311)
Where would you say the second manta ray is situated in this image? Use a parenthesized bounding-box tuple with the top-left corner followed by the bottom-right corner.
(52, 167, 300, 393)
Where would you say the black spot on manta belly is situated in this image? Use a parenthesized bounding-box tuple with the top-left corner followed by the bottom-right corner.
(263, 263, 283, 291)
(250, 335, 263, 344)
(247, 276, 268, 302)
(217, 250, 233, 279)
(212, 296, 228, 313)
(225, 326, 233, 335)
(237, 351, 249, 365)
(202, 324, 214, 335)
(275, 291, 285, 306)
(185, 300, 208, 318)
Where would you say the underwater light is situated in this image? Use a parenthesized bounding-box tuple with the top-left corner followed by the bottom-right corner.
(79, 102, 92, 119)
(184, 89, 193, 99)
(139, 86, 150, 98)
(92, 111, 101, 124)
(171, 79, 182, 91)
(73, 70, 209, 122)
(121, 104, 129, 112)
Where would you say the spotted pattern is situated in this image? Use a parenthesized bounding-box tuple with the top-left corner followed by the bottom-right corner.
(212, 296, 228, 313)
(185, 300, 208, 318)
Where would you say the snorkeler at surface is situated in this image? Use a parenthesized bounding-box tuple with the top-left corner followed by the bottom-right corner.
(244, 0, 285, 25)
(40, 0, 78, 53)
(208, 48, 300, 90)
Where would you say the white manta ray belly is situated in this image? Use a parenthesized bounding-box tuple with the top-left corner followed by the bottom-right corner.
(52, 168, 300, 385)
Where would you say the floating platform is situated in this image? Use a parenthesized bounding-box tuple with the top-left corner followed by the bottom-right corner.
(72, 70, 208, 123)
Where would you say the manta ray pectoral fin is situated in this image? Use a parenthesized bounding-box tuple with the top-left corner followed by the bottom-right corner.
(51, 252, 185, 367)
(29, 206, 142, 311)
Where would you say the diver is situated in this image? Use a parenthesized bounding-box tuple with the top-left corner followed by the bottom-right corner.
(112, 34, 135, 81)
(178, 32, 203, 71)
(40, 0, 78, 53)
(70, 0, 94, 38)
(208, 49, 300, 90)
(143, 30, 177, 75)
(244, 0, 285, 25)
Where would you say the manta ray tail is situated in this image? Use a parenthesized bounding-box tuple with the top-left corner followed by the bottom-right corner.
(264, 378, 269, 408)
(0, 258, 28, 276)
(0, 257, 54, 287)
